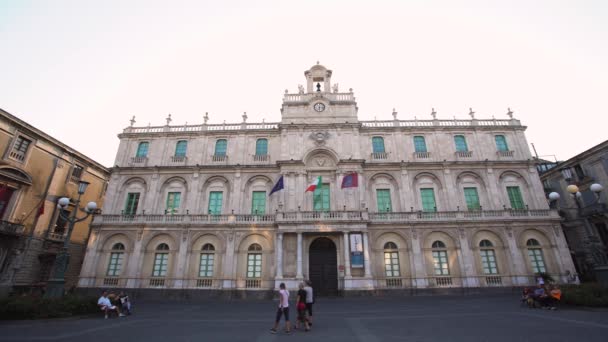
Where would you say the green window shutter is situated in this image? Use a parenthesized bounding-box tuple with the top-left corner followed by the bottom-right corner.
(124, 193, 140, 215)
(414, 136, 427, 153)
(251, 191, 266, 214)
(507, 186, 525, 209)
(313, 184, 330, 211)
(136, 142, 149, 157)
(215, 139, 227, 156)
(208, 191, 223, 215)
(376, 189, 392, 212)
(175, 141, 188, 157)
(255, 139, 268, 155)
(372, 137, 385, 153)
(166, 192, 181, 214)
(420, 188, 437, 212)
(454, 135, 468, 152)
(463, 187, 480, 210)
(495, 135, 508, 152)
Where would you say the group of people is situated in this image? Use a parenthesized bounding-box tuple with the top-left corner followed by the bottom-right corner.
(522, 281, 562, 310)
(97, 290, 132, 319)
(271, 280, 314, 334)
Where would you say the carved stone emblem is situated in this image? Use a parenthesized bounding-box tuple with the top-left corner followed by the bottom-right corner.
(309, 131, 330, 146)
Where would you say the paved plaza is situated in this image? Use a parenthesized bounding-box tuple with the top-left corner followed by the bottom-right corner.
(1, 294, 608, 342)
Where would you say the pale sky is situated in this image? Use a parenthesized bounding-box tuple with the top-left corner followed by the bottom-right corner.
(1, 0, 606, 167)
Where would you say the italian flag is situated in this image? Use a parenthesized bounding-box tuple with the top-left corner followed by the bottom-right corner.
(305, 176, 322, 192)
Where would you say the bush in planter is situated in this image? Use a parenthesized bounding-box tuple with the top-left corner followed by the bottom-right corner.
(561, 283, 608, 307)
(0, 295, 98, 320)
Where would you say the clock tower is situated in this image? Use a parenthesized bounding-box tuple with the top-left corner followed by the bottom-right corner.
(280, 63, 358, 124)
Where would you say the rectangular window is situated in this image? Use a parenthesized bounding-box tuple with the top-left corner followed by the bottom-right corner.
(208, 191, 223, 215)
(376, 189, 392, 212)
(414, 136, 427, 153)
(420, 188, 437, 212)
(136, 142, 149, 158)
(454, 135, 468, 152)
(463, 187, 480, 210)
(199, 253, 214, 277)
(175, 141, 188, 157)
(152, 253, 169, 277)
(384, 251, 400, 277)
(247, 253, 262, 278)
(215, 139, 227, 156)
(480, 249, 498, 274)
(124, 193, 140, 215)
(166, 192, 181, 214)
(527, 248, 546, 273)
(372, 137, 385, 153)
(432, 250, 449, 275)
(495, 135, 508, 152)
(255, 139, 268, 155)
(251, 191, 266, 215)
(313, 184, 330, 211)
(106, 252, 124, 276)
(506, 186, 525, 209)
(70, 165, 84, 182)
(9, 136, 32, 162)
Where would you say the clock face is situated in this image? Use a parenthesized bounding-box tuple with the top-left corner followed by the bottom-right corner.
(313, 103, 326, 112)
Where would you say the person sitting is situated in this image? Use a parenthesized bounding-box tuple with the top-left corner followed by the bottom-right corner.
(118, 291, 131, 315)
(98, 290, 125, 319)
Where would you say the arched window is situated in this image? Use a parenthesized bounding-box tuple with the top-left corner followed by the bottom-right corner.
(383, 242, 400, 278)
(495, 135, 508, 152)
(526, 239, 546, 273)
(175, 140, 188, 157)
(214, 139, 227, 156)
(413, 136, 427, 153)
(152, 243, 170, 277)
(106, 242, 126, 276)
(372, 137, 385, 153)
(454, 135, 468, 152)
(479, 240, 498, 274)
(255, 138, 268, 156)
(431, 240, 449, 275)
(247, 243, 262, 278)
(136, 142, 149, 158)
(199, 243, 215, 278)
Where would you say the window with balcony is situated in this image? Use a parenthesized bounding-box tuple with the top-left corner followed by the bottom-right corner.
(454, 135, 468, 152)
(214, 139, 227, 156)
(506, 186, 525, 209)
(414, 136, 427, 153)
(479, 240, 498, 274)
(124, 193, 140, 215)
(9, 136, 32, 162)
(175, 140, 187, 157)
(199, 243, 215, 278)
(208, 191, 223, 215)
(152, 243, 169, 277)
(247, 243, 262, 278)
(420, 188, 437, 212)
(106, 243, 125, 276)
(251, 191, 266, 215)
(495, 135, 509, 152)
(463, 187, 480, 210)
(166, 192, 181, 214)
(431, 241, 449, 275)
(526, 239, 546, 273)
(383, 242, 400, 277)
(255, 139, 268, 155)
(376, 189, 392, 212)
(136, 142, 149, 158)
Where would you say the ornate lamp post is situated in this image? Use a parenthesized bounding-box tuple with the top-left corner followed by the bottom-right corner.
(45, 180, 98, 298)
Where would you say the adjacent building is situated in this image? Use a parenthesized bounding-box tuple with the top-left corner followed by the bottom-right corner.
(78, 64, 576, 296)
(539, 140, 608, 282)
(0, 108, 109, 296)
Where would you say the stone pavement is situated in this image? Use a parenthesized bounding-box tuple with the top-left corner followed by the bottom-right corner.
(1, 294, 608, 342)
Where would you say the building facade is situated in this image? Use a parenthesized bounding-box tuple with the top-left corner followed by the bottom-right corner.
(79, 64, 576, 296)
(0, 109, 110, 296)
(539, 140, 608, 282)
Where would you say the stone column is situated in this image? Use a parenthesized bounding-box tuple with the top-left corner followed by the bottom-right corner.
(363, 232, 372, 278)
(276, 232, 283, 279)
(343, 232, 351, 278)
(296, 232, 303, 279)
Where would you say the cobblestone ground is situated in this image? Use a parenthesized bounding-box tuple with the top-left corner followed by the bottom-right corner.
(1, 294, 608, 342)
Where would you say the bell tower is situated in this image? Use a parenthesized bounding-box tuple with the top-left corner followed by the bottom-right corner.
(280, 63, 358, 124)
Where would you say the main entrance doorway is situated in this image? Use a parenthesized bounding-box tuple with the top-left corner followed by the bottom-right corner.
(309, 237, 338, 296)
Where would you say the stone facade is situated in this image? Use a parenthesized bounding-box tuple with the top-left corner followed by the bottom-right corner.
(0, 108, 109, 296)
(539, 140, 608, 282)
(79, 64, 576, 295)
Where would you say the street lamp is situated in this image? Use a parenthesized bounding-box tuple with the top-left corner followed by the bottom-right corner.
(45, 180, 98, 298)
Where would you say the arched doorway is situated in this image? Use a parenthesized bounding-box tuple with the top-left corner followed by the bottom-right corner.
(309, 237, 338, 296)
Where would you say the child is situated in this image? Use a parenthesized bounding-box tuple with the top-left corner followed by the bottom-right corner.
(270, 283, 291, 334)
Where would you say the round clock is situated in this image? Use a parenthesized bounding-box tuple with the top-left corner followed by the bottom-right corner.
(313, 103, 326, 112)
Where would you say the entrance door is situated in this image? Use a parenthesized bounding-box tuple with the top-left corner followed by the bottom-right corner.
(309, 237, 338, 296)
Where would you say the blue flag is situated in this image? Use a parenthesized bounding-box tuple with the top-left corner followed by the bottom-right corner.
(269, 175, 284, 195)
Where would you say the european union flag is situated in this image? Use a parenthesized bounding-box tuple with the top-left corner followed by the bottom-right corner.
(269, 175, 284, 195)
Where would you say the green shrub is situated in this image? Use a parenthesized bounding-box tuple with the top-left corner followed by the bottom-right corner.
(561, 283, 608, 307)
(0, 295, 98, 320)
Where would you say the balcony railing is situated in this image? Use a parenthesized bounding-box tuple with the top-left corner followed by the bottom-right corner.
(0, 220, 25, 235)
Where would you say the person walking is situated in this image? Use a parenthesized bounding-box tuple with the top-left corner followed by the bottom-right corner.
(304, 280, 314, 327)
(295, 282, 310, 332)
(270, 283, 291, 334)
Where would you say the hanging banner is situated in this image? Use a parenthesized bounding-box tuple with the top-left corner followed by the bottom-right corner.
(350, 233, 364, 268)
